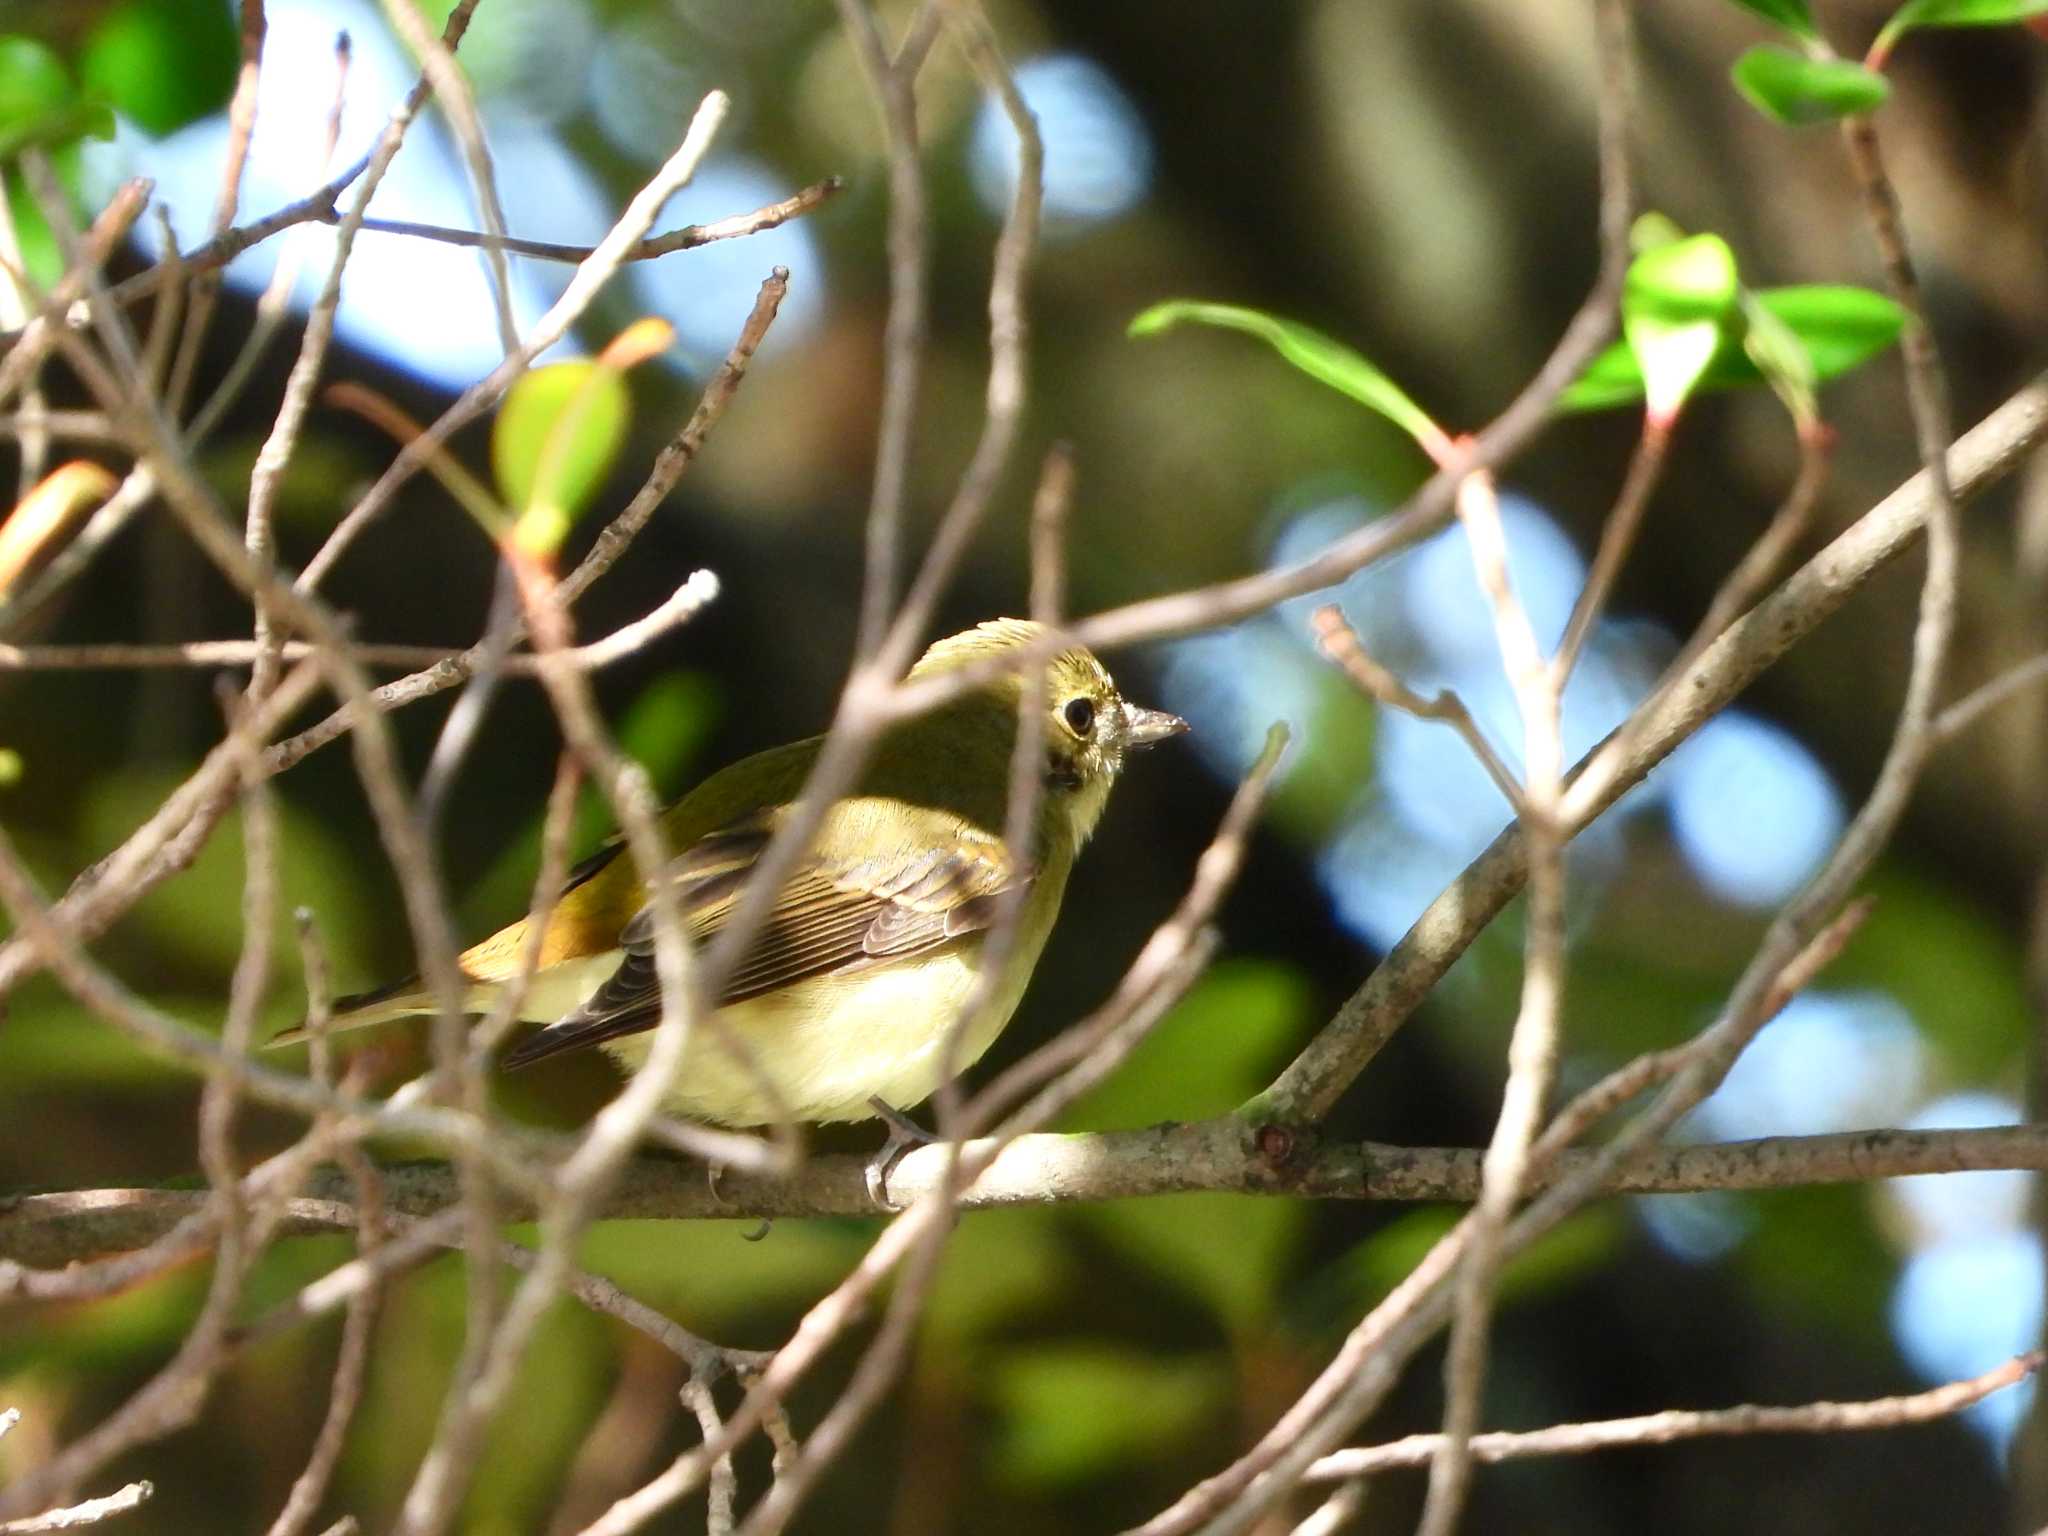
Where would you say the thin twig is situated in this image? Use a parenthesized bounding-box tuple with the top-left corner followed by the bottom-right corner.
(340, 178, 842, 265)
(1552, 421, 1671, 684)
(0, 1481, 154, 1533)
(1306, 1353, 2043, 1482)
(382, 0, 518, 354)
(1310, 604, 1524, 812)
(837, 0, 930, 659)
(1933, 650, 2048, 743)
(1420, 467, 1568, 1536)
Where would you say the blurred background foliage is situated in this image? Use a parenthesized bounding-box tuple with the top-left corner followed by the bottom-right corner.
(1, 0, 2045, 1531)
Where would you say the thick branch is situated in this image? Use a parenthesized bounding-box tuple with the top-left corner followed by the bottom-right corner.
(6, 1120, 2045, 1268)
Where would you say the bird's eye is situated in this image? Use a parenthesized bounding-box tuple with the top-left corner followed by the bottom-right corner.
(1062, 697, 1096, 737)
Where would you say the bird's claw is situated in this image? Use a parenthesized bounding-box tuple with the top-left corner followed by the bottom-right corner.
(863, 1096, 937, 1209)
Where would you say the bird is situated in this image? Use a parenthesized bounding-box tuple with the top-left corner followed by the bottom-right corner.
(275, 620, 1187, 1136)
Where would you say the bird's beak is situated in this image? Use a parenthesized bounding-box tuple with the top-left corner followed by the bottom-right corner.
(1122, 701, 1190, 749)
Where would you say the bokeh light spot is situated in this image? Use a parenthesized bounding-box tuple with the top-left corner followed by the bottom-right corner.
(1689, 990, 1925, 1143)
(1665, 710, 1844, 907)
(969, 54, 1152, 227)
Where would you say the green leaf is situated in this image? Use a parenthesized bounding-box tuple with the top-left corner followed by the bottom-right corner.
(1064, 959, 1312, 1129)
(80, 0, 240, 138)
(1621, 232, 1739, 421)
(1129, 300, 1442, 455)
(1292, 1207, 1621, 1340)
(0, 37, 74, 131)
(1739, 290, 1818, 425)
(78, 766, 372, 984)
(1838, 867, 2030, 1081)
(1874, 0, 2048, 61)
(492, 361, 631, 558)
(1629, 211, 1688, 254)
(0, 746, 18, 786)
(2, 168, 63, 285)
(0, 982, 189, 1092)
(923, 1207, 1073, 1342)
(1731, 46, 1889, 126)
(986, 1343, 1231, 1489)
(572, 1219, 870, 1333)
(1559, 284, 1904, 413)
(0, 36, 113, 157)
(1066, 962, 1314, 1331)
(1722, 0, 1821, 38)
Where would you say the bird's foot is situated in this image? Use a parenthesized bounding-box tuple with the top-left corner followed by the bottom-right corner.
(864, 1096, 937, 1209)
(704, 1158, 775, 1240)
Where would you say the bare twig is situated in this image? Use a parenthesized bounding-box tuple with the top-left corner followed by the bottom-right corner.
(1551, 420, 1671, 684)
(340, 178, 842, 265)
(1420, 465, 1568, 1536)
(0, 573, 718, 674)
(836, 0, 931, 659)
(0, 1480, 153, 1533)
(382, 0, 518, 354)
(1310, 604, 1523, 811)
(1307, 1353, 2042, 1482)
(1934, 650, 2048, 743)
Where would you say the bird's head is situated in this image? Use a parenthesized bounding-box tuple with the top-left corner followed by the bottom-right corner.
(910, 620, 1188, 844)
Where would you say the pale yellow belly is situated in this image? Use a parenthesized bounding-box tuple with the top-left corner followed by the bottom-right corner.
(594, 945, 1031, 1126)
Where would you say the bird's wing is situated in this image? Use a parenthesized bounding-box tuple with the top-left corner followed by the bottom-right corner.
(496, 802, 1024, 1069)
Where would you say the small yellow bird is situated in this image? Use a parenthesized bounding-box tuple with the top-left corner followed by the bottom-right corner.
(287, 620, 1186, 1129)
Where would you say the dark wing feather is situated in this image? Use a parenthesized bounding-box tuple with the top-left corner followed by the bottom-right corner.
(498, 812, 1024, 1070)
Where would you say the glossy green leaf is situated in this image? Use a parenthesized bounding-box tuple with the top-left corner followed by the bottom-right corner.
(80, 0, 240, 138)
(1731, 46, 1890, 126)
(0, 746, 18, 786)
(1874, 0, 2048, 62)
(0, 99, 115, 159)
(492, 360, 631, 558)
(1559, 284, 1904, 413)
(986, 1343, 1231, 1488)
(1129, 300, 1442, 454)
(1722, 0, 1821, 38)
(1622, 232, 1739, 420)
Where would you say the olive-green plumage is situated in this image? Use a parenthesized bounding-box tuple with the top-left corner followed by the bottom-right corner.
(281, 620, 1185, 1126)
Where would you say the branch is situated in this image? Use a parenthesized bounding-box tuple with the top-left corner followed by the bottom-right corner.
(1305, 1353, 2042, 1482)
(339, 177, 842, 264)
(9, 1120, 2048, 1264)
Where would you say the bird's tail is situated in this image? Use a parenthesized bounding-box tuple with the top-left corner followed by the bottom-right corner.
(263, 974, 434, 1050)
